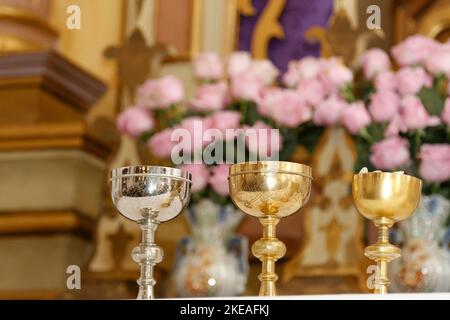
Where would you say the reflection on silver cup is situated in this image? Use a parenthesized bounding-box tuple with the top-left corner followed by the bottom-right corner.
(110, 166, 192, 299)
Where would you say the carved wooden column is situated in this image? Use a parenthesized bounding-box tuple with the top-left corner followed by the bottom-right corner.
(0, 50, 107, 298)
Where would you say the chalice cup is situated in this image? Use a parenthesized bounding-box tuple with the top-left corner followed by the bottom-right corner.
(110, 166, 191, 299)
(352, 172, 422, 294)
(228, 161, 312, 296)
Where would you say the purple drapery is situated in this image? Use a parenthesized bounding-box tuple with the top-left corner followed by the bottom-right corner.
(238, 0, 333, 73)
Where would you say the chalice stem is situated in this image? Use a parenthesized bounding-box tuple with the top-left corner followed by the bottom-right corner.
(374, 260, 388, 294)
(252, 216, 286, 296)
(370, 221, 395, 294)
(134, 215, 163, 300)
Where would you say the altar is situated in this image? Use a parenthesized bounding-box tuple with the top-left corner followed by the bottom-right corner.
(0, 0, 449, 300)
(178, 293, 450, 300)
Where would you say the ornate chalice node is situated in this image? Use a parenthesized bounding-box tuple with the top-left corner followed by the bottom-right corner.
(110, 165, 191, 299)
(352, 171, 422, 294)
(228, 161, 312, 296)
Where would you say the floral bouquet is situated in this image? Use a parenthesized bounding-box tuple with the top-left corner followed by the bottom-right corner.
(117, 52, 279, 205)
(349, 35, 450, 199)
(116, 51, 358, 206)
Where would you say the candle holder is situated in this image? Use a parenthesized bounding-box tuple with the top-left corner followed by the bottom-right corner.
(228, 161, 312, 296)
(110, 165, 191, 299)
(352, 171, 421, 294)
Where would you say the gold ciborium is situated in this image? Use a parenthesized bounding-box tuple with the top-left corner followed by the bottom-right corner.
(228, 161, 312, 296)
(352, 171, 422, 294)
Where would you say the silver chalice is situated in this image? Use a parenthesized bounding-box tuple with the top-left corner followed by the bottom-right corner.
(110, 165, 192, 299)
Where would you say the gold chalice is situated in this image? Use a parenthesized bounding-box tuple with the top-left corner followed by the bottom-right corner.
(228, 161, 312, 296)
(352, 172, 422, 294)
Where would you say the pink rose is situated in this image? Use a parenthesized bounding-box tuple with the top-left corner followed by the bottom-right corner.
(313, 95, 347, 126)
(396, 67, 431, 96)
(208, 111, 241, 140)
(297, 78, 326, 107)
(360, 48, 391, 79)
(428, 116, 441, 127)
(369, 91, 400, 122)
(385, 115, 407, 137)
(136, 76, 184, 109)
(369, 136, 410, 170)
(297, 57, 322, 80)
(320, 58, 353, 92)
(190, 82, 229, 111)
(227, 51, 252, 77)
(374, 71, 397, 92)
(282, 57, 321, 87)
(391, 35, 438, 66)
(261, 89, 311, 128)
(442, 98, 450, 125)
(271, 91, 311, 128)
(340, 101, 371, 134)
(194, 52, 223, 80)
(231, 71, 264, 102)
(176, 117, 212, 153)
(257, 87, 280, 117)
(283, 61, 302, 88)
(147, 128, 176, 159)
(250, 60, 279, 85)
(425, 43, 450, 75)
(419, 144, 450, 183)
(243, 121, 283, 158)
(400, 95, 430, 130)
(116, 107, 154, 138)
(209, 164, 230, 196)
(179, 163, 209, 192)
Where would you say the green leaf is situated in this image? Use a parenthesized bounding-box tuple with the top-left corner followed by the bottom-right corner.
(423, 181, 450, 203)
(278, 128, 297, 160)
(139, 130, 153, 142)
(244, 102, 263, 125)
(354, 135, 375, 172)
(208, 190, 230, 206)
(340, 84, 357, 103)
(352, 80, 375, 104)
(361, 82, 375, 104)
(296, 124, 324, 154)
(420, 125, 450, 144)
(362, 123, 387, 143)
(418, 86, 444, 116)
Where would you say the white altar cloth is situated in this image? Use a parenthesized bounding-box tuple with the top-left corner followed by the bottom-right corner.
(167, 293, 450, 300)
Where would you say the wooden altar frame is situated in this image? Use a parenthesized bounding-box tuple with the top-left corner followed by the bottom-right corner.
(153, 0, 203, 61)
(393, 0, 450, 43)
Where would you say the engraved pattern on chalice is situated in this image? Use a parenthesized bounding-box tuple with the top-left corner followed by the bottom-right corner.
(228, 161, 312, 296)
(110, 166, 191, 299)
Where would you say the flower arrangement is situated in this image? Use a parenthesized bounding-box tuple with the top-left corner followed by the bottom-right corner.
(117, 51, 355, 205)
(350, 35, 450, 199)
(117, 35, 450, 204)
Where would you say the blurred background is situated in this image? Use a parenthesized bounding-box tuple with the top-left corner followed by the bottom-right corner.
(0, 0, 449, 299)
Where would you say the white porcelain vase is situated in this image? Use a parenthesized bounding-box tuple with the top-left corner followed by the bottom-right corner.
(173, 199, 248, 297)
(390, 195, 450, 292)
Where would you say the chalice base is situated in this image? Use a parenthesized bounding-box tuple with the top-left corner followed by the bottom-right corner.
(137, 285, 155, 300)
(259, 280, 277, 296)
